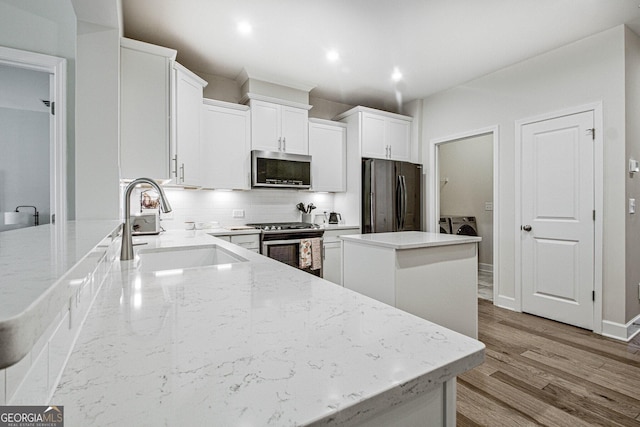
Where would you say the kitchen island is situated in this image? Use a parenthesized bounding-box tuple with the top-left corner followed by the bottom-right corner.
(341, 231, 482, 339)
(47, 230, 484, 426)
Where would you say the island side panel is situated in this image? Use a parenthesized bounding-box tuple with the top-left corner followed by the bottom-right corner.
(343, 240, 396, 306)
(394, 243, 478, 339)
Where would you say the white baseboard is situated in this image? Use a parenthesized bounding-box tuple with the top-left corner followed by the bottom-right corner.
(478, 263, 493, 273)
(601, 314, 640, 342)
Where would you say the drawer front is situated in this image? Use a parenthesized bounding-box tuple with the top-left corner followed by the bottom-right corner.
(230, 234, 260, 249)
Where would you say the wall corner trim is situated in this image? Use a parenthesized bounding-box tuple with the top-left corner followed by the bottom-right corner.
(601, 315, 640, 342)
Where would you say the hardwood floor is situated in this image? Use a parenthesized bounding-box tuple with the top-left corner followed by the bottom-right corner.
(457, 299, 640, 426)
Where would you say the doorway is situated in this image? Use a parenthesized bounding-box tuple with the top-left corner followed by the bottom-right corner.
(0, 64, 51, 230)
(0, 46, 67, 230)
(429, 126, 499, 302)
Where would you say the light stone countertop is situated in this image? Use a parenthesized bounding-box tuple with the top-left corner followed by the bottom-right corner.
(52, 229, 485, 426)
(0, 220, 121, 367)
(340, 231, 482, 250)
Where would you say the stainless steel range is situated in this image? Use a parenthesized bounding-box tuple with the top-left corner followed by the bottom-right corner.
(247, 222, 324, 277)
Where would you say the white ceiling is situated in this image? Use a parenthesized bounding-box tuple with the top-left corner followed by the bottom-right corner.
(123, 0, 640, 110)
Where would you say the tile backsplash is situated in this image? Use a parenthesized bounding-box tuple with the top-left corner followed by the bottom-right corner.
(135, 188, 337, 230)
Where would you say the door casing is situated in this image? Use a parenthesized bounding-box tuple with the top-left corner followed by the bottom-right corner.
(428, 125, 500, 303)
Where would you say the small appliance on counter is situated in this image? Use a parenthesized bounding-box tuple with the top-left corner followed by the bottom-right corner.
(328, 212, 342, 224)
(131, 213, 160, 235)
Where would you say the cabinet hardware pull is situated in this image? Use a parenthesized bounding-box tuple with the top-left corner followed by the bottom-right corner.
(180, 163, 185, 182)
(283, 137, 286, 152)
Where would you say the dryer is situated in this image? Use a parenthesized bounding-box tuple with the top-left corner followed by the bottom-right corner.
(450, 216, 478, 236)
(439, 217, 452, 234)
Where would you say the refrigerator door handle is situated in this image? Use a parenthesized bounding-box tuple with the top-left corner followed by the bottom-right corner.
(370, 192, 375, 233)
(396, 175, 403, 230)
(401, 175, 408, 230)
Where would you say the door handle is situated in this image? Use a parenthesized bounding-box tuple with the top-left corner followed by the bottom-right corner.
(522, 225, 532, 232)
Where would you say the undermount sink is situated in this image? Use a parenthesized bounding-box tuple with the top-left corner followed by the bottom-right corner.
(136, 244, 247, 272)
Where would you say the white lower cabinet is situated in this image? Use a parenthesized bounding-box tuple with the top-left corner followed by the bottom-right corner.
(215, 233, 260, 253)
(342, 239, 479, 339)
(322, 228, 359, 285)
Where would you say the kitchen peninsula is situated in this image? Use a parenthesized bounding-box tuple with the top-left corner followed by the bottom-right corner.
(341, 231, 482, 339)
(49, 229, 482, 426)
(1, 224, 484, 425)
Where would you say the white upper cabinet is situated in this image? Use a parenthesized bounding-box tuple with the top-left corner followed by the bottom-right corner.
(361, 113, 386, 159)
(386, 117, 411, 161)
(172, 62, 207, 186)
(308, 119, 346, 192)
(120, 38, 176, 180)
(336, 106, 412, 162)
(250, 99, 309, 154)
(201, 99, 251, 190)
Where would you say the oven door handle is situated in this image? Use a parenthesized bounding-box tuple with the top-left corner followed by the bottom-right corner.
(261, 237, 324, 253)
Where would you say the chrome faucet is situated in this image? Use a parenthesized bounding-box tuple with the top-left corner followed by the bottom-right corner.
(121, 178, 172, 261)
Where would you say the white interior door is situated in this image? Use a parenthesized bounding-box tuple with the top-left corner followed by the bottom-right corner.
(521, 111, 594, 330)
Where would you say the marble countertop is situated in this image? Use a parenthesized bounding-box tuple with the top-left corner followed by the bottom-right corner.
(0, 220, 121, 368)
(52, 230, 484, 426)
(340, 231, 482, 250)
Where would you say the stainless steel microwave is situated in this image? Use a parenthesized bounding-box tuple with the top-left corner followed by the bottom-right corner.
(251, 150, 312, 189)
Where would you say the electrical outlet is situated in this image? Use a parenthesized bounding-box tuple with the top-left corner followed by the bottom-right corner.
(161, 210, 174, 220)
(485, 202, 493, 211)
(232, 209, 245, 218)
(630, 198, 636, 214)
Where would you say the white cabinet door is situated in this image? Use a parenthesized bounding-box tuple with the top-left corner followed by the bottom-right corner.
(173, 64, 206, 186)
(359, 112, 411, 161)
(120, 45, 172, 180)
(250, 100, 309, 154)
(323, 241, 342, 285)
(361, 113, 387, 159)
(280, 106, 308, 154)
(201, 101, 250, 190)
(386, 118, 411, 161)
(250, 100, 281, 152)
(322, 228, 359, 285)
(309, 120, 346, 192)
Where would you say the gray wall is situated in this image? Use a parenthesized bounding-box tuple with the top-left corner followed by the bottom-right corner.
(0, 107, 50, 231)
(422, 25, 628, 324)
(439, 134, 493, 268)
(0, 0, 77, 218)
(625, 27, 640, 322)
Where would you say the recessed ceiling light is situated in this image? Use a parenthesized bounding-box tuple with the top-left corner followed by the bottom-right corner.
(237, 21, 252, 35)
(391, 67, 403, 82)
(326, 50, 340, 63)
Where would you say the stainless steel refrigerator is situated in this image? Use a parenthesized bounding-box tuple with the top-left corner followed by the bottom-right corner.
(362, 158, 422, 233)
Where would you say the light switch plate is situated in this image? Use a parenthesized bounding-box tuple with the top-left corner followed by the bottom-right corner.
(232, 209, 245, 218)
(485, 202, 493, 211)
(630, 159, 640, 174)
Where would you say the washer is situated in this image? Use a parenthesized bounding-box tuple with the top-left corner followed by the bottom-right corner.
(439, 217, 452, 234)
(450, 216, 478, 236)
